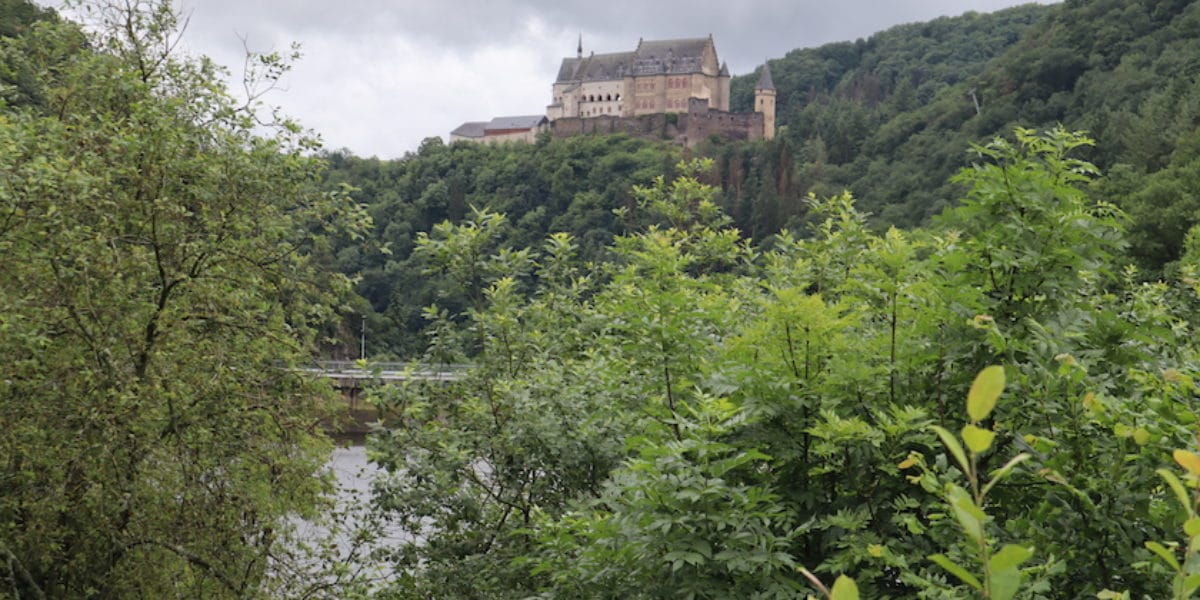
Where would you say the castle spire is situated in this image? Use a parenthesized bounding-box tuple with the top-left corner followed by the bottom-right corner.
(577, 33, 582, 58)
(755, 61, 776, 91)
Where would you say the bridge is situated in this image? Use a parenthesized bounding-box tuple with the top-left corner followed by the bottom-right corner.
(305, 361, 471, 436)
(303, 360, 471, 383)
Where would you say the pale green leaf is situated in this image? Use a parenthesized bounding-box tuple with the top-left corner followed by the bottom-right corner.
(988, 544, 1033, 573)
(948, 485, 986, 544)
(990, 568, 1022, 600)
(931, 425, 972, 475)
(1186, 518, 1200, 538)
(967, 365, 1005, 422)
(1145, 541, 1181, 571)
(961, 424, 996, 454)
(1184, 573, 1200, 596)
(929, 553, 983, 590)
(1158, 469, 1194, 517)
(983, 453, 1032, 497)
(1175, 450, 1200, 476)
(829, 575, 859, 600)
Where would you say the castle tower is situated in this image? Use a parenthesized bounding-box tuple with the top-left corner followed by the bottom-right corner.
(754, 61, 776, 140)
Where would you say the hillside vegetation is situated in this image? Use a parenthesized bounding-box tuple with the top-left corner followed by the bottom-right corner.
(727, 0, 1200, 269)
(327, 1, 1200, 356)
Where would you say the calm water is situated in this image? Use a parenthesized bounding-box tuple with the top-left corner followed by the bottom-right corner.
(328, 443, 376, 496)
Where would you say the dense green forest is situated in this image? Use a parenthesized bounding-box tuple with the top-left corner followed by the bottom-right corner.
(6, 1, 1200, 599)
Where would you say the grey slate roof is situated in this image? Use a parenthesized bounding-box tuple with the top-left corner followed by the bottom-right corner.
(632, 37, 711, 76)
(570, 51, 636, 82)
(555, 36, 719, 83)
(755, 62, 776, 91)
(450, 121, 487, 138)
(485, 115, 548, 131)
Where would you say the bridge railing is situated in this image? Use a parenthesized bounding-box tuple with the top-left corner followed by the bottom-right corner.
(309, 360, 473, 374)
(298, 361, 472, 382)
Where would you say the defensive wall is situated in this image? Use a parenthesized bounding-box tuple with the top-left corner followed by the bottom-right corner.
(549, 98, 764, 147)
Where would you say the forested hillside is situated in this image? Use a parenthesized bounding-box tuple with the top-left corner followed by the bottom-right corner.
(726, 0, 1200, 269)
(321, 136, 682, 356)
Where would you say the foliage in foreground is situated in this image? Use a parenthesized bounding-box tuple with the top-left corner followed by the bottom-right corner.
(369, 128, 1200, 599)
(0, 2, 372, 598)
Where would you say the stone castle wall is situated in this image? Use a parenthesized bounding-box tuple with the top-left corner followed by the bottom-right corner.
(549, 100, 763, 147)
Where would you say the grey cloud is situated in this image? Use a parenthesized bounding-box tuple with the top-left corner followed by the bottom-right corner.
(41, 0, 1052, 156)
(182, 0, 1049, 72)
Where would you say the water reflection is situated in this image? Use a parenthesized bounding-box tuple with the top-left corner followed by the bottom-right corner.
(329, 443, 376, 497)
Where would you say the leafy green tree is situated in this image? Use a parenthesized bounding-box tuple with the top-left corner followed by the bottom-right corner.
(0, 2, 368, 597)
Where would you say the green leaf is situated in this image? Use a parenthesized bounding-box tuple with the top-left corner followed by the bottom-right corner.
(967, 365, 1006, 422)
(829, 575, 859, 600)
(931, 425, 972, 475)
(1145, 541, 1181, 571)
(929, 553, 983, 590)
(982, 453, 1032, 497)
(947, 485, 987, 544)
(988, 544, 1034, 572)
(961, 424, 996, 454)
(1183, 573, 1200, 596)
(1175, 449, 1200, 476)
(989, 568, 1022, 600)
(1158, 468, 1194, 517)
(1186, 518, 1200, 538)
(1132, 428, 1151, 446)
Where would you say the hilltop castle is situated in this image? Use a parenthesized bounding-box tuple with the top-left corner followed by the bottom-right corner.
(451, 36, 776, 146)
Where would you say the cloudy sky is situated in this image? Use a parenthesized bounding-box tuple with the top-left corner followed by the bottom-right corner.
(52, 0, 1048, 158)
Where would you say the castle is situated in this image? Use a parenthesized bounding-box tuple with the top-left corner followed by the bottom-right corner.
(451, 36, 775, 146)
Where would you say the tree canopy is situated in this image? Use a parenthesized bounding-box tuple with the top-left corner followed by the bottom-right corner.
(0, 2, 369, 597)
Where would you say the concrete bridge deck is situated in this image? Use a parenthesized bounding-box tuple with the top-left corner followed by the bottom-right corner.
(307, 361, 470, 436)
(304, 360, 470, 383)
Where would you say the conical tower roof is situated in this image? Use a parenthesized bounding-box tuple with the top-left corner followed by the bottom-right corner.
(755, 61, 775, 91)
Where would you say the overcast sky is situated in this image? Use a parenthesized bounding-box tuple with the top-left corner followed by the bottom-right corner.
(49, 1, 1048, 158)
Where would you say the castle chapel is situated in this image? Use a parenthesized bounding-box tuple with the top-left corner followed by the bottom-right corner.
(547, 35, 732, 120)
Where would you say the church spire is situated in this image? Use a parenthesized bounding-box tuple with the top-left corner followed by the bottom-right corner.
(577, 33, 582, 58)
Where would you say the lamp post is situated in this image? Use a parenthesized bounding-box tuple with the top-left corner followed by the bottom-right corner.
(360, 314, 366, 360)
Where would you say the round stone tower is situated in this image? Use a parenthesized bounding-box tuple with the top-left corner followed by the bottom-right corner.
(754, 61, 776, 141)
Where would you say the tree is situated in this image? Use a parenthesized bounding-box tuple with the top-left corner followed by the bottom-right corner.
(0, 2, 368, 597)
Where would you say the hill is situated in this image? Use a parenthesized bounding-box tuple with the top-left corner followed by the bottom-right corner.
(726, 0, 1200, 268)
